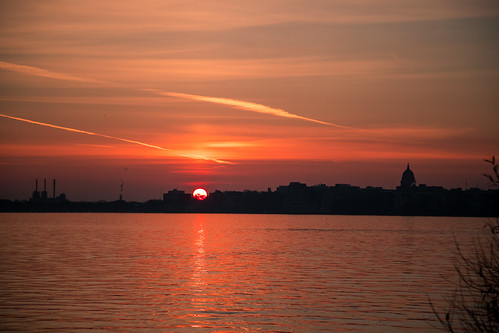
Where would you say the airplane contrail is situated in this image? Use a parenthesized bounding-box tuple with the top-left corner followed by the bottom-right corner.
(0, 113, 233, 164)
(1, 60, 347, 128)
(0, 61, 109, 84)
(145, 89, 352, 129)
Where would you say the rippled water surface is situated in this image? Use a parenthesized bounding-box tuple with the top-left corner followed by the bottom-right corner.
(0, 213, 486, 332)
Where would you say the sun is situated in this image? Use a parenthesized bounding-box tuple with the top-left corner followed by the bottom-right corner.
(192, 188, 208, 201)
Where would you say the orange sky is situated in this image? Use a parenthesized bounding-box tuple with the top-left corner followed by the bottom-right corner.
(1, 1, 498, 200)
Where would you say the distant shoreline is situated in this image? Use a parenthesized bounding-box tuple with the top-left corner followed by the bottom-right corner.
(2, 184, 498, 217)
(0, 210, 494, 218)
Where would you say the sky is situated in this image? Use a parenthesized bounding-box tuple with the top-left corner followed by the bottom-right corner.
(1, 0, 498, 201)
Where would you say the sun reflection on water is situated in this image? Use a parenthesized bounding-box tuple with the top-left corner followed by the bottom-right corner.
(193, 216, 206, 281)
(188, 215, 210, 327)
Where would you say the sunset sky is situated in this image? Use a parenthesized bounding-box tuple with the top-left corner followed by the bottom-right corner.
(1, 0, 498, 201)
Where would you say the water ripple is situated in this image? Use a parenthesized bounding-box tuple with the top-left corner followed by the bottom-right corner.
(0, 213, 485, 332)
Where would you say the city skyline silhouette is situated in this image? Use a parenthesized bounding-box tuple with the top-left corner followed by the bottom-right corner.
(2, 163, 497, 217)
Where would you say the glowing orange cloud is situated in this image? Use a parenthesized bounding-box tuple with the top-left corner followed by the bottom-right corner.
(0, 113, 232, 164)
(145, 89, 352, 129)
(0, 61, 109, 84)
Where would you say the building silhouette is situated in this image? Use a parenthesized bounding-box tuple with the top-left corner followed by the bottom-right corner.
(30, 178, 66, 203)
(400, 163, 416, 188)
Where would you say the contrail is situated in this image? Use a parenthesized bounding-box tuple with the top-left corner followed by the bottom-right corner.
(145, 89, 353, 129)
(0, 61, 109, 84)
(0, 113, 232, 164)
(0, 60, 348, 128)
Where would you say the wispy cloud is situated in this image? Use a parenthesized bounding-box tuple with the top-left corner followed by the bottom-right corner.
(1, 60, 346, 127)
(3, 1, 497, 36)
(0, 113, 232, 164)
(145, 89, 351, 129)
(0, 61, 473, 145)
(0, 61, 109, 84)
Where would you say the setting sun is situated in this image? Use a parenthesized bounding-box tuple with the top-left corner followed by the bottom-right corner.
(192, 188, 208, 201)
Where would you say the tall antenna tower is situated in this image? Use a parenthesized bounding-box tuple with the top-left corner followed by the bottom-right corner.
(119, 179, 124, 201)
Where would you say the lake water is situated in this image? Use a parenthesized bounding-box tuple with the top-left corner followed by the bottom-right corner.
(0, 213, 488, 332)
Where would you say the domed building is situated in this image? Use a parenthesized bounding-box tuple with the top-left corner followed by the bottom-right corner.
(400, 163, 416, 188)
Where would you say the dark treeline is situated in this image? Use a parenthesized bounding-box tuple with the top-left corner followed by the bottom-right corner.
(1, 182, 498, 217)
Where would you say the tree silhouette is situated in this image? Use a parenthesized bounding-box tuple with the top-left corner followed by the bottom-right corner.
(432, 156, 499, 332)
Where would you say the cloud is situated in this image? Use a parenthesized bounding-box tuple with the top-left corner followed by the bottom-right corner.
(145, 89, 352, 128)
(0, 61, 109, 84)
(0, 61, 474, 141)
(0, 60, 347, 127)
(1, 60, 352, 127)
(2, 1, 497, 36)
(0, 113, 232, 164)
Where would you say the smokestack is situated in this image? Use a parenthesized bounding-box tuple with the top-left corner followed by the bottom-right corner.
(31, 178, 41, 201)
(53, 179, 56, 199)
(41, 179, 47, 200)
(120, 179, 124, 201)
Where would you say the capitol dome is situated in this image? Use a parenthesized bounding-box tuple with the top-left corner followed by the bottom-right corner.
(400, 163, 416, 188)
